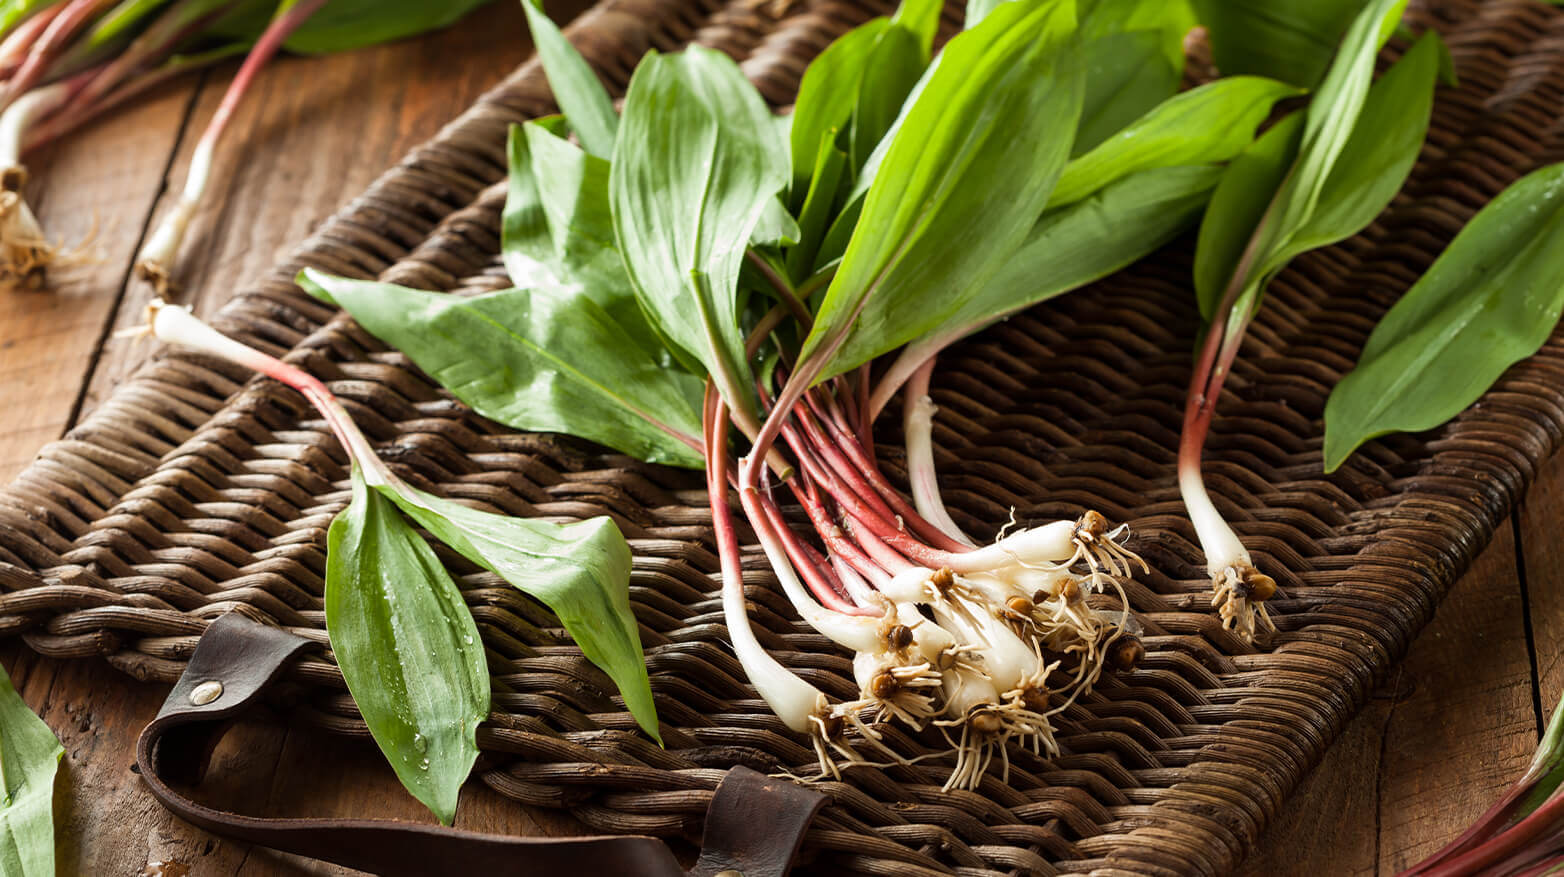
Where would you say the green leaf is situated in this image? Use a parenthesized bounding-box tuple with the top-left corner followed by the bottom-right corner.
(848, 26, 926, 172)
(326, 467, 489, 825)
(1188, 0, 1413, 317)
(1079, 0, 1194, 70)
(0, 661, 61, 877)
(300, 270, 705, 469)
(751, 197, 801, 250)
(1268, 30, 1444, 264)
(520, 0, 619, 158)
(610, 45, 788, 405)
(1322, 163, 1564, 471)
(0, 0, 56, 43)
(1054, 75, 1298, 207)
(787, 142, 848, 280)
(212, 0, 494, 54)
(891, 0, 944, 55)
(382, 483, 661, 743)
(799, 0, 1084, 382)
(1191, 0, 1368, 87)
(786, 18, 930, 193)
(1073, 30, 1180, 156)
(788, 19, 891, 191)
(1193, 111, 1304, 319)
(948, 164, 1222, 336)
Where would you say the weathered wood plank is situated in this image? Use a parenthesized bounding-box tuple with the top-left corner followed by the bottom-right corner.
(78, 0, 532, 421)
(0, 83, 197, 482)
(1240, 520, 1535, 875)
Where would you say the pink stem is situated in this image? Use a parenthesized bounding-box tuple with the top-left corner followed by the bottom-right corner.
(784, 466, 893, 589)
(3, 0, 115, 108)
(855, 362, 875, 464)
(0, 3, 65, 81)
(189, 0, 328, 166)
(740, 475, 876, 616)
(801, 388, 970, 553)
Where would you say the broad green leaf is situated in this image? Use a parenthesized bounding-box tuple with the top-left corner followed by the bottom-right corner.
(502, 121, 675, 363)
(1269, 0, 1408, 251)
(1193, 111, 1304, 319)
(1322, 163, 1564, 471)
(948, 164, 1222, 335)
(1267, 31, 1444, 264)
(610, 45, 788, 406)
(751, 197, 801, 250)
(300, 270, 705, 468)
(326, 467, 489, 825)
(520, 0, 619, 158)
(787, 141, 848, 280)
(212, 0, 494, 54)
(891, 0, 944, 55)
(0, 661, 61, 877)
(964, 0, 1001, 28)
(788, 19, 891, 190)
(1053, 75, 1299, 207)
(786, 18, 929, 193)
(1191, 0, 1367, 87)
(1195, 0, 1407, 319)
(1079, 0, 1195, 70)
(849, 26, 926, 172)
(1073, 31, 1179, 156)
(800, 0, 1084, 382)
(382, 483, 661, 743)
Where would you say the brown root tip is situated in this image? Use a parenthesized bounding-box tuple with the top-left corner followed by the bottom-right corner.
(1108, 635, 1145, 673)
(929, 567, 954, 592)
(1006, 596, 1034, 616)
(887, 624, 914, 651)
(1019, 688, 1051, 713)
(969, 709, 1003, 735)
(1057, 578, 1080, 601)
(1244, 572, 1277, 603)
(1, 166, 26, 193)
(869, 671, 900, 700)
(135, 260, 178, 298)
(818, 713, 844, 739)
(1075, 510, 1108, 541)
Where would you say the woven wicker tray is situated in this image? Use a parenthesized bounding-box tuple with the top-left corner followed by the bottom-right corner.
(3, 0, 1563, 873)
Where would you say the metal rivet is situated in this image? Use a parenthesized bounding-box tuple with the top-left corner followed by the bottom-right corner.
(188, 680, 223, 706)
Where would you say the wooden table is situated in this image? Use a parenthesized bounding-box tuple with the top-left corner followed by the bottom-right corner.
(1, 6, 1554, 874)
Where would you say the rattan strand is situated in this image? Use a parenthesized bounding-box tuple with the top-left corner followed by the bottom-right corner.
(3, 0, 1564, 873)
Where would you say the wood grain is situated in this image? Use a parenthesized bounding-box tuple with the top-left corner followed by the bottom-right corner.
(1242, 509, 1545, 875)
(2, 2, 1560, 874)
(0, 6, 573, 873)
(79, 0, 532, 422)
(0, 82, 196, 482)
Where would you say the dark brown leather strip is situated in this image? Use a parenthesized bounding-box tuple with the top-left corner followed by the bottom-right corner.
(136, 613, 824, 877)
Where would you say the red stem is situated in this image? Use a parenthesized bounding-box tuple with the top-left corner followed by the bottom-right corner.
(784, 465, 893, 588)
(1415, 785, 1564, 876)
(802, 389, 971, 553)
(190, 0, 328, 163)
(1403, 783, 1537, 874)
(3, 0, 115, 109)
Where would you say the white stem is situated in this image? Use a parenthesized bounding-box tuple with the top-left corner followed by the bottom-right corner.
(904, 389, 977, 548)
(149, 301, 393, 487)
(1178, 462, 1251, 576)
(720, 570, 826, 734)
(944, 520, 1078, 574)
(0, 83, 69, 168)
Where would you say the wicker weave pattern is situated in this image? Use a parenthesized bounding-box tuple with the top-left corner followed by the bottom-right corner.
(2, 0, 1563, 874)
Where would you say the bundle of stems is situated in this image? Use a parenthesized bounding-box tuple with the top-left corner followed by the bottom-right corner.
(0, 0, 490, 292)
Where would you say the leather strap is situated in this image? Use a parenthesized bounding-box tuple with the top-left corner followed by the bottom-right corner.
(136, 613, 827, 877)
